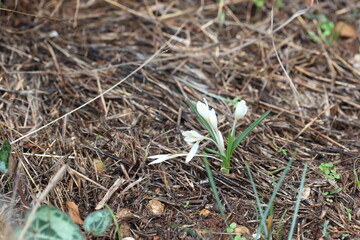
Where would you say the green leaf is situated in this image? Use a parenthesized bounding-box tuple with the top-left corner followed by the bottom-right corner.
(14, 206, 84, 240)
(83, 209, 112, 236)
(230, 111, 270, 155)
(227, 227, 234, 233)
(229, 222, 237, 229)
(0, 140, 11, 173)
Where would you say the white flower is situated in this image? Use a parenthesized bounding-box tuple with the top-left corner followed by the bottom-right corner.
(234, 100, 248, 121)
(196, 98, 218, 130)
(182, 130, 207, 162)
(182, 130, 206, 143)
(148, 153, 188, 165)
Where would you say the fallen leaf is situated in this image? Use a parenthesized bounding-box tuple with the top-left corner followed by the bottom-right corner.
(301, 187, 311, 200)
(234, 225, 250, 235)
(334, 21, 357, 38)
(199, 209, 211, 218)
(94, 160, 105, 172)
(66, 201, 83, 224)
(116, 208, 133, 220)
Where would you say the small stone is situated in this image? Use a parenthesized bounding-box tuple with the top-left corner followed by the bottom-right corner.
(147, 200, 165, 215)
(116, 208, 133, 220)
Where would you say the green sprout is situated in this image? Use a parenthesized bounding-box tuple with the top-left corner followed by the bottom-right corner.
(252, 0, 265, 7)
(319, 162, 340, 180)
(322, 220, 332, 239)
(307, 14, 336, 44)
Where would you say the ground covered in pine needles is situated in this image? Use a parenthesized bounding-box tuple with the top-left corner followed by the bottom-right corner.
(0, 0, 359, 239)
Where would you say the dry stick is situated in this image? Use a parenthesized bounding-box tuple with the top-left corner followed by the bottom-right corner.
(294, 103, 336, 140)
(10, 25, 184, 145)
(17, 164, 68, 240)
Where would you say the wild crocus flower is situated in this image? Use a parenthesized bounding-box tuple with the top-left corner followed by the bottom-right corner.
(234, 100, 248, 121)
(196, 99, 218, 130)
(182, 130, 206, 162)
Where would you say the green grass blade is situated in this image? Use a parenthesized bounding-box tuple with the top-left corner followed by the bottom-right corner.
(277, 210, 287, 240)
(203, 155, 233, 239)
(287, 163, 308, 239)
(245, 162, 268, 236)
(231, 111, 270, 155)
(255, 151, 297, 239)
(204, 147, 221, 156)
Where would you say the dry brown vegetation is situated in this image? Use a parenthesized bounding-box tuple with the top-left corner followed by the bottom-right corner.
(0, 0, 360, 239)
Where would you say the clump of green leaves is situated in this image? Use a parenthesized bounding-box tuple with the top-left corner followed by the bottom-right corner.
(226, 223, 246, 240)
(323, 188, 342, 203)
(307, 14, 336, 44)
(319, 162, 340, 180)
(322, 220, 332, 239)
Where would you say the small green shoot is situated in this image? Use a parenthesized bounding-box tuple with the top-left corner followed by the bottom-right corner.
(252, 0, 265, 8)
(322, 220, 332, 239)
(0, 139, 11, 174)
(226, 223, 246, 240)
(343, 206, 352, 221)
(226, 222, 237, 233)
(183, 201, 190, 208)
(319, 162, 340, 180)
(354, 159, 360, 190)
(307, 14, 336, 44)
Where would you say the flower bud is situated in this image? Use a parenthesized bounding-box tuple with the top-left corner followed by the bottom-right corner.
(234, 100, 248, 121)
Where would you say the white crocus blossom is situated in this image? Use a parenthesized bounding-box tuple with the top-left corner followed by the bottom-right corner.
(182, 130, 207, 162)
(182, 130, 206, 143)
(234, 100, 248, 121)
(196, 98, 218, 130)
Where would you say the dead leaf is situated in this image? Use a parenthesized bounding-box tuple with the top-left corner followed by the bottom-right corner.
(199, 209, 211, 218)
(334, 21, 357, 38)
(234, 225, 250, 235)
(301, 186, 311, 200)
(94, 160, 105, 171)
(65, 201, 83, 224)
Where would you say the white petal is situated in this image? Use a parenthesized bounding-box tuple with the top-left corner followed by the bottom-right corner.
(196, 101, 209, 120)
(234, 100, 248, 120)
(183, 130, 205, 143)
(208, 108, 218, 130)
(215, 130, 225, 152)
(186, 141, 200, 162)
(148, 153, 187, 165)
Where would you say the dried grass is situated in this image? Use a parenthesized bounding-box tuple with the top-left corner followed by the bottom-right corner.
(0, 0, 359, 239)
